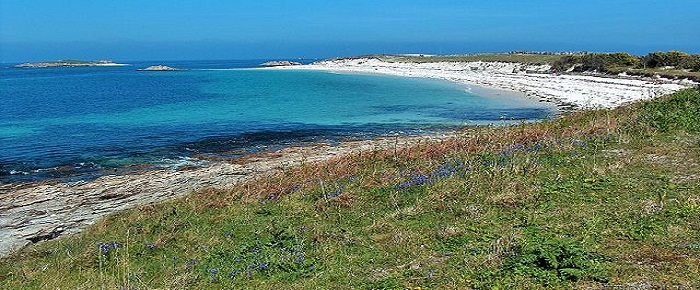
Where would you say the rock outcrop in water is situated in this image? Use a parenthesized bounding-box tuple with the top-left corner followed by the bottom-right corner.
(137, 65, 185, 71)
(260, 60, 302, 67)
(14, 60, 127, 68)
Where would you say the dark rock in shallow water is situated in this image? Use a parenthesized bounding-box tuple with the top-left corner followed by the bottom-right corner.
(137, 65, 186, 71)
(260, 60, 302, 67)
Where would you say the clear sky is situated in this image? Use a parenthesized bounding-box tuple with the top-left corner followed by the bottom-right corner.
(1, 0, 699, 62)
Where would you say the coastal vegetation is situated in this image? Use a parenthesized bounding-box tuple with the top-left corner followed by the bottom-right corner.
(377, 53, 567, 65)
(551, 51, 700, 81)
(374, 51, 700, 81)
(1, 87, 698, 289)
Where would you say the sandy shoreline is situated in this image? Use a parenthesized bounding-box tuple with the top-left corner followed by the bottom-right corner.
(1, 58, 696, 258)
(275, 58, 694, 109)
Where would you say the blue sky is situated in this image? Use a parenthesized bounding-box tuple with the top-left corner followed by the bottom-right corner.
(1, 0, 699, 62)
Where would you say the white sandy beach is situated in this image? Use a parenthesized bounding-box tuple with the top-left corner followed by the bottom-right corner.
(279, 58, 694, 109)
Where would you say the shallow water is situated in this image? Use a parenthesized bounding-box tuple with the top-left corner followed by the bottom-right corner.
(0, 60, 556, 183)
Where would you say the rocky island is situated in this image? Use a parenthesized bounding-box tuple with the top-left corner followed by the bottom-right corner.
(260, 60, 302, 67)
(137, 65, 186, 71)
(13, 60, 127, 68)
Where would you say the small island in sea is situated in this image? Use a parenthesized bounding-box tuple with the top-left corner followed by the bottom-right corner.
(13, 60, 128, 68)
(259, 60, 302, 67)
(136, 65, 187, 71)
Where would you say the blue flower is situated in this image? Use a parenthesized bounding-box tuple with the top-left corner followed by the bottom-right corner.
(327, 189, 342, 198)
(210, 268, 219, 275)
(413, 174, 429, 185)
(96, 241, 122, 254)
(257, 262, 269, 270)
(572, 140, 588, 147)
(186, 258, 197, 269)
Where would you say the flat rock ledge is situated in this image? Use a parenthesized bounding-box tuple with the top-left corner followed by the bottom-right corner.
(260, 60, 302, 67)
(14, 60, 127, 68)
(137, 65, 186, 71)
(0, 134, 453, 258)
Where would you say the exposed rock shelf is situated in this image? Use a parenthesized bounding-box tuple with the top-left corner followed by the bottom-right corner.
(0, 134, 452, 258)
(14, 60, 127, 68)
(137, 65, 186, 71)
(260, 60, 302, 67)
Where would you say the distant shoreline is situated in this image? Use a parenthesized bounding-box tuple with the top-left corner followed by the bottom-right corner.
(13, 60, 128, 68)
(269, 57, 694, 110)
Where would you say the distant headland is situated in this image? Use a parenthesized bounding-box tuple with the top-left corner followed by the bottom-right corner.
(13, 60, 128, 68)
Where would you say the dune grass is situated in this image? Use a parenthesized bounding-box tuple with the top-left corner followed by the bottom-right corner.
(1, 88, 699, 289)
(375, 54, 566, 65)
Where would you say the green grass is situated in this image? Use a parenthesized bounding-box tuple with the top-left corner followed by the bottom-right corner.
(626, 68, 700, 82)
(1, 88, 699, 289)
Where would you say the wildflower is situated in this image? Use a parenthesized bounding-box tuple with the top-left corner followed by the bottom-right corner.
(145, 243, 157, 250)
(527, 142, 545, 152)
(257, 262, 269, 270)
(395, 181, 412, 190)
(432, 163, 456, 178)
(290, 185, 301, 191)
(413, 174, 429, 185)
(572, 140, 587, 147)
(210, 268, 219, 275)
(186, 258, 197, 269)
(327, 188, 342, 198)
(96, 241, 122, 254)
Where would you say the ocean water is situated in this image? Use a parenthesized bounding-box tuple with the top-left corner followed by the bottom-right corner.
(0, 60, 557, 183)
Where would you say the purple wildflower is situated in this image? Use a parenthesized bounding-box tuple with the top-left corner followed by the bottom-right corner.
(572, 140, 588, 147)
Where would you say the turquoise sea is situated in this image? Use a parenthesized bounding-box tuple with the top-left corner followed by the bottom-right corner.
(0, 60, 557, 183)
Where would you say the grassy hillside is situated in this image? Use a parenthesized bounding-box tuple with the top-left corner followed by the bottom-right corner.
(1, 88, 699, 289)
